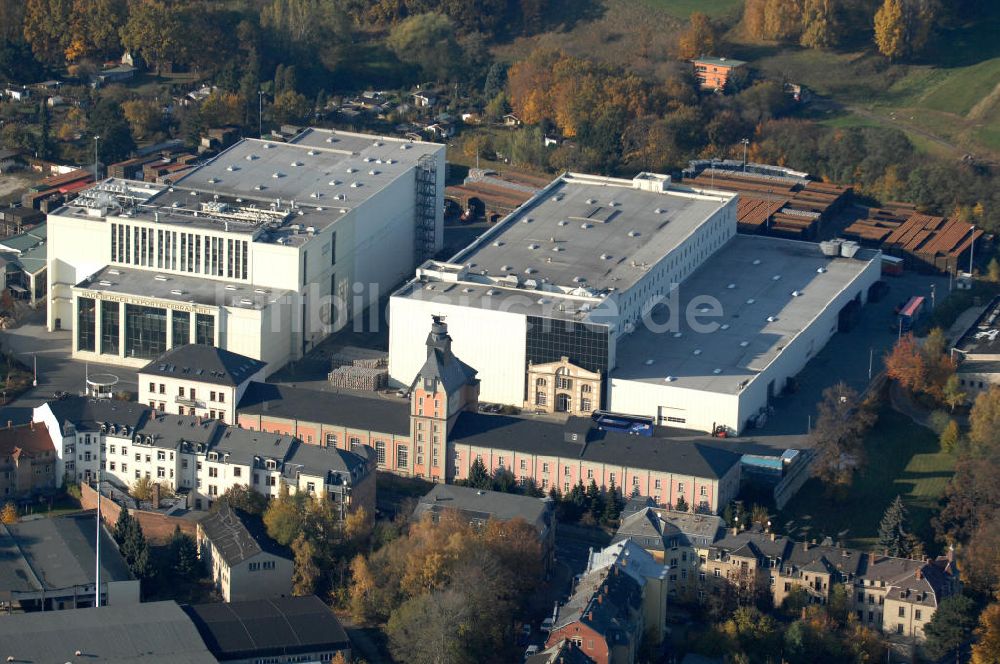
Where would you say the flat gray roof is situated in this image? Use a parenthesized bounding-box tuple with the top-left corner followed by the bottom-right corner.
(175, 130, 441, 211)
(52, 129, 444, 248)
(75, 264, 291, 310)
(613, 235, 878, 394)
(0, 600, 218, 663)
(0, 512, 132, 593)
(955, 295, 1000, 356)
(453, 173, 731, 294)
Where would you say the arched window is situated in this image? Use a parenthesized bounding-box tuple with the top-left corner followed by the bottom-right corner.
(581, 384, 592, 394)
(536, 377, 546, 387)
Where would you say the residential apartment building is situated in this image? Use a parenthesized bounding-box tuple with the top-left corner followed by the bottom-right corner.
(138, 344, 266, 423)
(46, 129, 445, 374)
(238, 317, 742, 514)
(546, 539, 669, 664)
(197, 501, 293, 602)
(615, 519, 959, 646)
(0, 421, 57, 499)
(613, 503, 723, 600)
(33, 397, 375, 513)
(692, 56, 747, 91)
(413, 483, 556, 570)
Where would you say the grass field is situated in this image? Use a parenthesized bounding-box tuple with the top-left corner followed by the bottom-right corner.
(778, 406, 955, 551)
(639, 0, 742, 18)
(750, 12, 1000, 158)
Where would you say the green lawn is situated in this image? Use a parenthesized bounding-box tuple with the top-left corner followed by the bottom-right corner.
(778, 405, 956, 551)
(639, 0, 741, 18)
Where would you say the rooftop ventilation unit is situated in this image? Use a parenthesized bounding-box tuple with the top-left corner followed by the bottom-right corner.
(654, 208, 664, 214)
(350, 182, 360, 188)
(727, 283, 736, 289)
(752, 259, 761, 265)
(154, 275, 168, 281)
(645, 359, 655, 365)
(328, 179, 340, 186)
(628, 230, 640, 237)
(693, 349, 702, 355)
(525, 267, 537, 274)
(363, 157, 372, 163)
(746, 298, 755, 304)
(245, 154, 257, 160)
(581, 223, 591, 229)
(501, 264, 512, 271)
(558, 220, 568, 226)
(272, 172, 283, 178)
(326, 136, 336, 143)
(673, 332, 683, 338)
(587, 198, 597, 204)
(601, 253, 612, 260)
(720, 324, 730, 330)
(552, 246, 564, 252)
(766, 315, 777, 322)
(98, 280, 112, 287)
(108, 269, 120, 275)
(740, 341, 749, 347)
(346, 167, 357, 173)
(792, 290, 803, 297)
(225, 284, 237, 291)
(263, 143, 273, 149)
(368, 169, 379, 176)
(816, 267, 827, 274)
(226, 165, 238, 172)
(170, 289, 184, 295)
(772, 275, 781, 281)
(290, 160, 302, 167)
(573, 276, 586, 283)
(713, 368, 722, 374)
(310, 192, 320, 198)
(528, 243, 539, 250)
(492, 241, 504, 247)
(253, 184, 264, 191)
(400, 144, 411, 150)
(664, 376, 675, 382)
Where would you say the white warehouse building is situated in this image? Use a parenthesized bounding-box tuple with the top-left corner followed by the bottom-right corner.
(47, 129, 444, 373)
(388, 172, 880, 434)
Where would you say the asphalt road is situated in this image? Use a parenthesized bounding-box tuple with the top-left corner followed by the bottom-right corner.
(0, 308, 139, 424)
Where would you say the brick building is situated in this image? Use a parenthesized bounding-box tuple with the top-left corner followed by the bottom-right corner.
(692, 57, 747, 91)
(237, 317, 742, 514)
(0, 421, 57, 499)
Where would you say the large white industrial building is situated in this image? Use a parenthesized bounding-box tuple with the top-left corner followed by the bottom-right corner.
(47, 129, 444, 373)
(388, 172, 880, 434)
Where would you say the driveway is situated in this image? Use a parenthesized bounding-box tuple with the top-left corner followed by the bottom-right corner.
(0, 308, 139, 423)
(740, 270, 950, 451)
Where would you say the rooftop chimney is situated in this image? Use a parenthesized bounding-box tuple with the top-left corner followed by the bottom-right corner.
(802, 541, 810, 551)
(915, 569, 922, 580)
(770, 532, 776, 542)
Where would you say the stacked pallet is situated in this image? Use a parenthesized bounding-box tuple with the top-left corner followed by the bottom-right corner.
(328, 350, 389, 391)
(690, 170, 851, 240)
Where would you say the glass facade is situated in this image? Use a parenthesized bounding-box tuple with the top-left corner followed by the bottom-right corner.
(525, 315, 609, 374)
(77, 297, 96, 352)
(172, 311, 191, 348)
(125, 304, 167, 359)
(100, 302, 119, 355)
(195, 313, 215, 345)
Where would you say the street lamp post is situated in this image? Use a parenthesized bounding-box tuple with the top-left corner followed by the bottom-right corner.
(32, 353, 36, 387)
(93, 135, 100, 180)
(95, 433, 102, 608)
(258, 91, 265, 138)
(970, 224, 976, 275)
(741, 138, 750, 172)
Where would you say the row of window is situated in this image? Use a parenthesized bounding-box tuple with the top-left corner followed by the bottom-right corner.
(110, 223, 249, 280)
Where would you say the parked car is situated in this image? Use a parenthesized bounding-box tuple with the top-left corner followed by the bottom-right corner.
(524, 645, 540, 659)
(540, 617, 554, 632)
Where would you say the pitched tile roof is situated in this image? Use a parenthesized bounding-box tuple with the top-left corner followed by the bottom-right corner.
(141, 344, 267, 386)
(198, 502, 290, 567)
